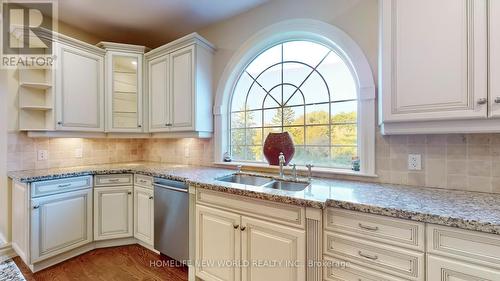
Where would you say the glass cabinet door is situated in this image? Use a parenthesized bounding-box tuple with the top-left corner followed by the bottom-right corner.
(110, 54, 141, 130)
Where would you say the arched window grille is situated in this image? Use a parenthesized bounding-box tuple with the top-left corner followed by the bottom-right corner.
(230, 40, 358, 169)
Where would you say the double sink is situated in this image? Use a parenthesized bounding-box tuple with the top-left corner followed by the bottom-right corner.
(216, 173, 310, 192)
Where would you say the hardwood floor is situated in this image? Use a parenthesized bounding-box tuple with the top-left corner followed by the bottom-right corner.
(13, 245, 188, 281)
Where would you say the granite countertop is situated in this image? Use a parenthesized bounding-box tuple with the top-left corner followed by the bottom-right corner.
(8, 162, 500, 235)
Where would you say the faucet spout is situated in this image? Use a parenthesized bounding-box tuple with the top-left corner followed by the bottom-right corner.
(278, 152, 286, 179)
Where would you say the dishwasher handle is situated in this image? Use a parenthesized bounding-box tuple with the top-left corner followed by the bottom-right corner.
(154, 183, 188, 193)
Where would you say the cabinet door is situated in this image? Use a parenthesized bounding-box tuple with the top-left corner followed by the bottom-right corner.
(427, 254, 500, 280)
(134, 186, 154, 245)
(94, 186, 133, 240)
(169, 45, 195, 131)
(31, 189, 92, 263)
(106, 52, 143, 132)
(241, 216, 306, 281)
(148, 55, 170, 132)
(490, 0, 500, 117)
(380, 0, 488, 122)
(195, 205, 241, 281)
(55, 43, 104, 131)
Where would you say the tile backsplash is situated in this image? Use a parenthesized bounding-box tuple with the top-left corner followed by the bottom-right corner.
(6, 131, 500, 194)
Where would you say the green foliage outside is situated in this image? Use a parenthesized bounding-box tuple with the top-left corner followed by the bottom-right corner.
(231, 105, 357, 168)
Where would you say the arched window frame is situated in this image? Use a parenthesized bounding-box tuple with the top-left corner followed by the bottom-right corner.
(214, 19, 376, 176)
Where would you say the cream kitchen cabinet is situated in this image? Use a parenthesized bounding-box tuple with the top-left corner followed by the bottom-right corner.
(54, 38, 105, 132)
(427, 254, 500, 280)
(134, 185, 154, 246)
(31, 188, 93, 263)
(195, 190, 306, 281)
(146, 33, 214, 136)
(100, 42, 147, 132)
(378, 0, 500, 134)
(490, 0, 500, 118)
(94, 179, 133, 240)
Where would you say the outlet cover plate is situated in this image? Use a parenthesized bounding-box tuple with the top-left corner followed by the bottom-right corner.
(408, 154, 422, 170)
(37, 150, 48, 161)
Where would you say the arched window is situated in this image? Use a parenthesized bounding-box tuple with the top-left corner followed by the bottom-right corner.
(214, 19, 375, 175)
(230, 41, 357, 168)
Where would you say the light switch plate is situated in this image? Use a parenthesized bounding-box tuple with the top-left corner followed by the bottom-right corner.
(408, 154, 422, 170)
(37, 150, 48, 161)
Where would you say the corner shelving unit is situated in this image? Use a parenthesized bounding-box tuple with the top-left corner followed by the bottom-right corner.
(18, 68, 55, 131)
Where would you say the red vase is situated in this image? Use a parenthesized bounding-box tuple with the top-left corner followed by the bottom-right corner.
(263, 132, 295, 166)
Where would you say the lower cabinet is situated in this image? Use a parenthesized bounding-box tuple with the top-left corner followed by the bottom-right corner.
(134, 186, 154, 245)
(195, 204, 306, 281)
(94, 186, 133, 240)
(31, 189, 93, 263)
(427, 254, 500, 280)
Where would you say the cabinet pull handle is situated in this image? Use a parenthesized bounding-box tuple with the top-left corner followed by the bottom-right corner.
(128, 192, 132, 195)
(33, 205, 40, 209)
(57, 121, 62, 125)
(138, 125, 142, 128)
(358, 251, 378, 260)
(139, 179, 147, 183)
(240, 226, 246, 231)
(495, 97, 500, 104)
(233, 224, 239, 229)
(165, 123, 172, 127)
(108, 179, 120, 182)
(149, 196, 154, 200)
(58, 183, 71, 188)
(477, 98, 487, 105)
(358, 223, 379, 231)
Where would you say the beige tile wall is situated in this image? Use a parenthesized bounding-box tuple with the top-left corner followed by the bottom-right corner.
(375, 132, 500, 193)
(7, 131, 500, 194)
(7, 133, 143, 171)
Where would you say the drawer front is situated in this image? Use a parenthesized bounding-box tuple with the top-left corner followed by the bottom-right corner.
(95, 174, 133, 187)
(324, 257, 408, 281)
(427, 224, 500, 270)
(31, 176, 92, 198)
(134, 174, 153, 189)
(325, 208, 424, 251)
(324, 232, 424, 280)
(196, 188, 305, 229)
(427, 254, 500, 280)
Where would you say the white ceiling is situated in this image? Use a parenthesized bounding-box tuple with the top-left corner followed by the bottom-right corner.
(56, 0, 269, 47)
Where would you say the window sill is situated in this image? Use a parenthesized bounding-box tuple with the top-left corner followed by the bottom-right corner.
(213, 161, 378, 179)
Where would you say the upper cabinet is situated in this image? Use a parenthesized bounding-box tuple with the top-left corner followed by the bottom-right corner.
(490, 0, 500, 118)
(146, 33, 214, 136)
(54, 38, 105, 132)
(98, 42, 147, 133)
(378, 0, 500, 134)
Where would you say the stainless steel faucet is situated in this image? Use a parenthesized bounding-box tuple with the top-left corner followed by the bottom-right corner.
(278, 152, 286, 179)
(306, 164, 314, 180)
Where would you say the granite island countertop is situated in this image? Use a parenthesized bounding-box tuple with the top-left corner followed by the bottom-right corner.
(7, 161, 500, 235)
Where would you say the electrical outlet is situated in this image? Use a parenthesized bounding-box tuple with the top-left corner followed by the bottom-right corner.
(408, 154, 422, 170)
(37, 150, 48, 161)
(74, 148, 83, 158)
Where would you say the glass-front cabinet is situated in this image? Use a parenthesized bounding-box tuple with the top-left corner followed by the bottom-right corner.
(100, 42, 146, 132)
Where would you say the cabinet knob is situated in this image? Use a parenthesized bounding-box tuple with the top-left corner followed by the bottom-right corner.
(495, 97, 500, 104)
(33, 205, 40, 209)
(57, 121, 62, 125)
(477, 98, 487, 105)
(138, 124, 142, 128)
(149, 196, 153, 200)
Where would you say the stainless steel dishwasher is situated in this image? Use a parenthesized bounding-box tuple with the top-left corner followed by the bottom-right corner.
(153, 178, 189, 263)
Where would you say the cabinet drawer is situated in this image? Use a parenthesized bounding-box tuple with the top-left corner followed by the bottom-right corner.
(324, 232, 424, 280)
(95, 174, 133, 187)
(31, 176, 92, 198)
(324, 256, 408, 281)
(427, 224, 500, 270)
(325, 208, 424, 251)
(196, 188, 305, 229)
(134, 174, 153, 189)
(427, 254, 500, 280)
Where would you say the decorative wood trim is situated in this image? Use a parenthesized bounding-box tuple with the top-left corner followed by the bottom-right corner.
(306, 207, 322, 281)
(145, 33, 215, 60)
(380, 117, 500, 135)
